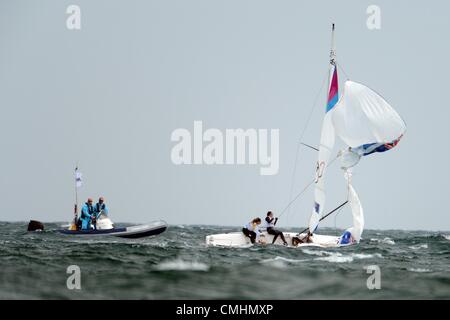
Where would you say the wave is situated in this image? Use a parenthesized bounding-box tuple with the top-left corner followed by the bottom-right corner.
(319, 253, 382, 263)
(408, 244, 428, 250)
(261, 256, 307, 268)
(370, 237, 395, 245)
(154, 259, 209, 272)
(442, 235, 450, 241)
(301, 249, 383, 263)
(130, 242, 169, 249)
(316, 255, 354, 263)
(408, 268, 432, 273)
(352, 253, 383, 259)
(61, 239, 121, 245)
(301, 249, 334, 257)
(263, 256, 306, 264)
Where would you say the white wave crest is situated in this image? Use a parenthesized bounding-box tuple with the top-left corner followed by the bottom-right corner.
(154, 259, 209, 272)
(312, 252, 382, 263)
(260, 257, 289, 269)
(370, 237, 395, 245)
(316, 255, 354, 263)
(352, 253, 383, 259)
(261, 256, 307, 266)
(301, 249, 334, 256)
(408, 268, 432, 273)
(409, 244, 428, 250)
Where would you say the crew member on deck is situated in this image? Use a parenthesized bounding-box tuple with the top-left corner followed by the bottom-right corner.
(242, 218, 264, 244)
(264, 211, 287, 246)
(94, 196, 109, 218)
(80, 198, 95, 230)
(292, 231, 313, 247)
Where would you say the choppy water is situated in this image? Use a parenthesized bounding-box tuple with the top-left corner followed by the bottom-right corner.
(0, 222, 449, 299)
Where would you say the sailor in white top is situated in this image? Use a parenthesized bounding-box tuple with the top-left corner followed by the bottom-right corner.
(264, 211, 287, 245)
(242, 218, 263, 244)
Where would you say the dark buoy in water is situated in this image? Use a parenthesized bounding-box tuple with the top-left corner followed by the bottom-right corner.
(28, 220, 44, 232)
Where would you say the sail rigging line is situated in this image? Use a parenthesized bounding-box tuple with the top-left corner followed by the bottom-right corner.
(333, 202, 347, 235)
(335, 61, 350, 81)
(284, 70, 329, 222)
(297, 200, 349, 236)
(332, 170, 351, 234)
(278, 152, 341, 218)
(333, 169, 352, 235)
(300, 142, 319, 152)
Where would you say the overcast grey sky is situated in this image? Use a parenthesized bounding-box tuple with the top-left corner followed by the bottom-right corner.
(0, 0, 448, 231)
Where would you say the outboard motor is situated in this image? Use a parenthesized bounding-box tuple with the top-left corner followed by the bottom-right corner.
(28, 220, 44, 232)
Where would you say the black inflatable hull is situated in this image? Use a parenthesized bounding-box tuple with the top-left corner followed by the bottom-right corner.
(58, 220, 168, 239)
(28, 220, 44, 231)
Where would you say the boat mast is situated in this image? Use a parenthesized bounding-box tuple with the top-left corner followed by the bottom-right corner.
(74, 166, 78, 217)
(328, 23, 336, 96)
(306, 23, 339, 235)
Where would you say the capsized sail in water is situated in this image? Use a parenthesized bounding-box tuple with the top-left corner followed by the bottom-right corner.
(206, 24, 406, 248)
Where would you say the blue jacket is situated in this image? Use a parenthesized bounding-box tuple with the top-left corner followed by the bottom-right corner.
(80, 203, 94, 220)
(80, 203, 94, 230)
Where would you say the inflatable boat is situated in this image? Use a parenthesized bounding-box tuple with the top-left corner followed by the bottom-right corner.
(58, 216, 168, 239)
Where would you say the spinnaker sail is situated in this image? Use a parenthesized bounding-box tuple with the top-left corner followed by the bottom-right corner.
(205, 23, 406, 248)
(308, 25, 405, 235)
(332, 81, 406, 168)
(338, 170, 364, 245)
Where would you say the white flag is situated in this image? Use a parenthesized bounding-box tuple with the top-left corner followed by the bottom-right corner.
(75, 168, 83, 188)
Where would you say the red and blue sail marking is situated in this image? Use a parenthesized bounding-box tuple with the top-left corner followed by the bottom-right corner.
(358, 134, 404, 156)
(326, 66, 339, 112)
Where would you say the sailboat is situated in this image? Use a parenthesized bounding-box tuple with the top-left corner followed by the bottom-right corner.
(205, 24, 406, 248)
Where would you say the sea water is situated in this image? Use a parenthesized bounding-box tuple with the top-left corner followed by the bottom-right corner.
(0, 222, 449, 299)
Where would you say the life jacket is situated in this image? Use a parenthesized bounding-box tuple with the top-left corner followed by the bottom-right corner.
(263, 217, 275, 229)
(95, 203, 105, 213)
(244, 222, 254, 231)
(244, 222, 261, 235)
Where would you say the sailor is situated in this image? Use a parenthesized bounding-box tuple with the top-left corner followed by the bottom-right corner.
(80, 198, 95, 230)
(242, 218, 264, 244)
(264, 211, 287, 246)
(94, 196, 109, 218)
(292, 231, 313, 247)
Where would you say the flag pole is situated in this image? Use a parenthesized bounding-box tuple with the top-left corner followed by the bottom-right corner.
(74, 165, 79, 217)
(71, 164, 83, 230)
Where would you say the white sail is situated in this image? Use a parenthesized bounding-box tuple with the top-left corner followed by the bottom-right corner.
(206, 24, 405, 249)
(309, 113, 335, 233)
(332, 81, 406, 148)
(308, 24, 338, 233)
(338, 171, 364, 245)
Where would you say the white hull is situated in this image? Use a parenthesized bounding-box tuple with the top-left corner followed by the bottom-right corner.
(206, 231, 343, 248)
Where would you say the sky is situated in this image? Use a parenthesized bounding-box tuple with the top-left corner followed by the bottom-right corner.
(0, 0, 448, 231)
